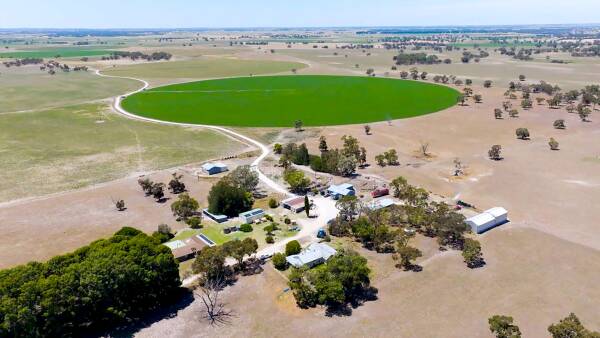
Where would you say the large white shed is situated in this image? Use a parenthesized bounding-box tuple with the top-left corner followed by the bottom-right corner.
(466, 207, 508, 234)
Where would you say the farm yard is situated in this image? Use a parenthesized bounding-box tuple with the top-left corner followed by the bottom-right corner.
(0, 26, 599, 337)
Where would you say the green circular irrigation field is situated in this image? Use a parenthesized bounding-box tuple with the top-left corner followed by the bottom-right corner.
(121, 75, 459, 127)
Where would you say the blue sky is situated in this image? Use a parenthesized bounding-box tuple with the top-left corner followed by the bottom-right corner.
(1, 0, 599, 28)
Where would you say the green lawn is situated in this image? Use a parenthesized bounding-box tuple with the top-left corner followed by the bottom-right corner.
(122, 75, 459, 127)
(173, 221, 297, 246)
(0, 48, 114, 59)
(0, 103, 243, 202)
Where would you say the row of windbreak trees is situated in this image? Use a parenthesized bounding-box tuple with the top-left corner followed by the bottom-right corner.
(0, 227, 181, 337)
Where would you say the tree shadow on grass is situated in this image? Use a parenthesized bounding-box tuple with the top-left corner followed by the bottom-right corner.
(99, 287, 195, 338)
(325, 286, 379, 317)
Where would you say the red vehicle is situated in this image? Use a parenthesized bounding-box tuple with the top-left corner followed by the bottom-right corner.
(371, 187, 389, 198)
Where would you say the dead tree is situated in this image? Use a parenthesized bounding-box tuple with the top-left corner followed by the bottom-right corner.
(195, 280, 233, 325)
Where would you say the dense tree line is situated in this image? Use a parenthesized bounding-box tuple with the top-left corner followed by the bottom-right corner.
(102, 51, 172, 61)
(0, 227, 181, 337)
(393, 52, 441, 65)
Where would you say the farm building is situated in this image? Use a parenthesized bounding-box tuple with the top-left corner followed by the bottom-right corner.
(466, 207, 509, 234)
(239, 208, 265, 224)
(282, 196, 306, 213)
(371, 187, 389, 198)
(202, 208, 228, 223)
(164, 234, 215, 261)
(368, 198, 396, 211)
(286, 243, 337, 268)
(327, 183, 355, 200)
(201, 162, 228, 175)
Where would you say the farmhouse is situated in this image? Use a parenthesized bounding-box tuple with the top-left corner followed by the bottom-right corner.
(239, 208, 265, 224)
(164, 234, 215, 261)
(286, 243, 337, 268)
(327, 183, 355, 200)
(282, 196, 306, 213)
(201, 162, 228, 175)
(466, 207, 508, 234)
(203, 208, 228, 223)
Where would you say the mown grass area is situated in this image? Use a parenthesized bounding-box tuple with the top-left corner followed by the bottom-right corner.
(122, 75, 459, 127)
(101, 58, 307, 81)
(0, 67, 139, 113)
(0, 103, 243, 202)
(0, 48, 114, 59)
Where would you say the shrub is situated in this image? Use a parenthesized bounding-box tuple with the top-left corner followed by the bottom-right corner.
(272, 253, 288, 270)
(268, 198, 278, 208)
(266, 236, 275, 244)
(186, 216, 202, 229)
(285, 240, 302, 256)
(516, 128, 530, 140)
(284, 217, 291, 225)
(239, 224, 253, 232)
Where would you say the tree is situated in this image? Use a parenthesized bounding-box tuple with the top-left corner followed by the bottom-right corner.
(483, 80, 493, 88)
(488, 315, 522, 338)
(138, 177, 153, 196)
(463, 87, 473, 97)
(358, 147, 368, 167)
(509, 109, 520, 118)
(0, 228, 181, 337)
(400, 71, 409, 79)
(489, 145, 502, 160)
(196, 280, 233, 325)
(465, 79, 473, 85)
(115, 199, 126, 211)
(272, 253, 288, 270)
(207, 180, 253, 217)
(152, 224, 174, 243)
(294, 119, 303, 132)
(268, 198, 278, 208)
(384, 149, 399, 165)
(366, 68, 374, 76)
(294, 143, 310, 165)
(318, 136, 328, 154)
(364, 125, 371, 135)
(494, 108, 503, 119)
(515, 128, 530, 140)
(285, 240, 302, 256)
(168, 173, 186, 194)
(375, 154, 386, 167)
(462, 238, 484, 268)
(393, 243, 422, 271)
(474, 94, 483, 103)
(341, 135, 361, 159)
(518, 74, 526, 81)
(151, 182, 165, 201)
(171, 193, 200, 220)
(578, 104, 591, 122)
(304, 195, 310, 217)
(336, 195, 361, 222)
(549, 138, 560, 150)
(457, 94, 466, 106)
(419, 141, 430, 157)
(273, 143, 283, 154)
(193, 246, 227, 282)
(284, 169, 311, 193)
(337, 155, 357, 177)
(224, 238, 258, 268)
(548, 313, 600, 338)
(225, 165, 259, 192)
(554, 119, 566, 129)
(521, 98, 533, 109)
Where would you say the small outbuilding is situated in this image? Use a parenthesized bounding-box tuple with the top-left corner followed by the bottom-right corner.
(327, 183, 355, 200)
(282, 196, 306, 213)
(286, 243, 337, 268)
(466, 207, 508, 234)
(201, 162, 228, 175)
(368, 198, 395, 211)
(202, 208, 228, 223)
(239, 208, 265, 224)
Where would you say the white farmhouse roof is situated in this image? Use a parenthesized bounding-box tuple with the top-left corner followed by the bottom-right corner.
(484, 207, 508, 218)
(286, 243, 337, 268)
(466, 212, 495, 226)
(164, 240, 186, 250)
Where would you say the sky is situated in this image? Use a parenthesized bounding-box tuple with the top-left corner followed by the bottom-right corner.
(1, 0, 599, 29)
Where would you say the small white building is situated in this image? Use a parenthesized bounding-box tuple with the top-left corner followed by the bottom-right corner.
(466, 207, 508, 234)
(239, 208, 265, 224)
(286, 243, 337, 268)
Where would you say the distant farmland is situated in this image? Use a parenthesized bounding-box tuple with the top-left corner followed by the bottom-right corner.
(0, 48, 114, 59)
(122, 75, 459, 127)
